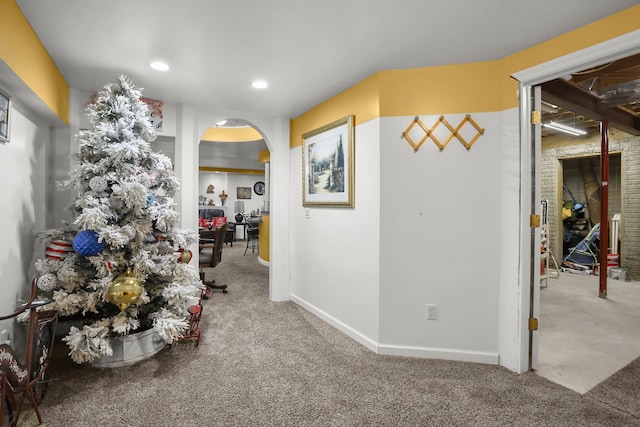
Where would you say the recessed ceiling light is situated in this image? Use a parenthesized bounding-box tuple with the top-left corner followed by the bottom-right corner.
(252, 80, 268, 89)
(150, 61, 170, 71)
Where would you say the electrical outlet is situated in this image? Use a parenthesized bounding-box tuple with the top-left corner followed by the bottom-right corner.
(426, 304, 438, 320)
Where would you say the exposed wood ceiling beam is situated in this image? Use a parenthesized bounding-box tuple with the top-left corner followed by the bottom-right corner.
(541, 79, 640, 136)
(571, 54, 640, 88)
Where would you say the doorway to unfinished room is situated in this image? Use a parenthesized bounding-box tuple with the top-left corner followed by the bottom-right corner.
(513, 30, 640, 392)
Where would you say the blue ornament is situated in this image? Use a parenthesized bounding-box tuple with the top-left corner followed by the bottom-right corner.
(73, 230, 106, 256)
(146, 194, 155, 206)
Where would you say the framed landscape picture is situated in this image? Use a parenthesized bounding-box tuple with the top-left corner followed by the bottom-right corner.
(302, 115, 354, 207)
(237, 186, 252, 199)
(0, 88, 10, 143)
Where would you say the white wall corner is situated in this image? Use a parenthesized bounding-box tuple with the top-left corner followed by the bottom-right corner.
(290, 293, 379, 353)
(266, 117, 291, 302)
(174, 103, 199, 259)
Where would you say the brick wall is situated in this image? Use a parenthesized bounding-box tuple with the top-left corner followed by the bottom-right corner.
(560, 155, 622, 225)
(541, 130, 639, 279)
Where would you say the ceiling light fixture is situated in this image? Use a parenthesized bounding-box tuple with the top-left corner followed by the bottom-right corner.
(541, 100, 558, 113)
(252, 80, 268, 89)
(150, 61, 170, 71)
(543, 121, 587, 136)
(215, 120, 227, 127)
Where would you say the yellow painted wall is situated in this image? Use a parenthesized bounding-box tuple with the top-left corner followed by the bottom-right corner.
(258, 149, 270, 164)
(199, 166, 264, 175)
(290, 5, 640, 147)
(201, 126, 263, 142)
(290, 73, 380, 148)
(377, 61, 503, 117)
(259, 214, 270, 263)
(1, 0, 69, 125)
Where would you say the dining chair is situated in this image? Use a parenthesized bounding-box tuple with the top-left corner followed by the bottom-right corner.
(198, 224, 228, 294)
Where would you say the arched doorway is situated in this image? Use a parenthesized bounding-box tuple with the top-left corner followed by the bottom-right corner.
(197, 117, 271, 279)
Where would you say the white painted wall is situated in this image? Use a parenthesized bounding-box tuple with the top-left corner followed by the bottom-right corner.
(198, 171, 266, 217)
(156, 102, 176, 138)
(0, 102, 49, 339)
(48, 88, 84, 229)
(198, 172, 228, 208)
(496, 107, 524, 372)
(262, 117, 291, 302)
(286, 111, 525, 368)
(377, 113, 502, 363)
(290, 118, 381, 347)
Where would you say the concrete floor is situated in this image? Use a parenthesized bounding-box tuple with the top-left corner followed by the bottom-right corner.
(536, 270, 640, 394)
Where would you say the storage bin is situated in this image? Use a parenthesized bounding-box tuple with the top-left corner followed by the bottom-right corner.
(608, 267, 626, 281)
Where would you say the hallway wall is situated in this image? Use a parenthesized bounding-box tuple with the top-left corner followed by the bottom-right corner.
(290, 118, 381, 346)
(378, 112, 508, 362)
(0, 102, 48, 337)
(288, 7, 640, 373)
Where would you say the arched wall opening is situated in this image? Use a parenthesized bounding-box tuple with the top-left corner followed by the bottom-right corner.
(196, 117, 272, 288)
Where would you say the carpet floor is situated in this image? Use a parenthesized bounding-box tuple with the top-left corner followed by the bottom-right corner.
(16, 243, 640, 426)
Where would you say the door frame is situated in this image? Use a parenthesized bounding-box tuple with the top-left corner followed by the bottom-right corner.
(511, 29, 640, 372)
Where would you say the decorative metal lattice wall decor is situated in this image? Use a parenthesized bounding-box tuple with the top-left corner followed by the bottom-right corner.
(401, 114, 485, 152)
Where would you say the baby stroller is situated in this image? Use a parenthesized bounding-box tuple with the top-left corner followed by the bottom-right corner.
(563, 223, 600, 270)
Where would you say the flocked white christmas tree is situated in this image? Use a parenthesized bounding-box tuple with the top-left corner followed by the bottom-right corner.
(34, 75, 201, 364)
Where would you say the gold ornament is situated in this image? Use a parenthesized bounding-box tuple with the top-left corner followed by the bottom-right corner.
(107, 268, 143, 311)
(177, 248, 192, 263)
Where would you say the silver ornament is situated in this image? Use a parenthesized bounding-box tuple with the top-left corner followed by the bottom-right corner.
(89, 176, 108, 192)
(122, 225, 136, 239)
(37, 273, 58, 291)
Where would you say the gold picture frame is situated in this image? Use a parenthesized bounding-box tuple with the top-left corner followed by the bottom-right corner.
(302, 115, 354, 207)
(0, 87, 11, 143)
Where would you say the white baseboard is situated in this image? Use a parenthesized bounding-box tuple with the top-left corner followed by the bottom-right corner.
(378, 344, 499, 365)
(291, 293, 499, 366)
(290, 293, 378, 353)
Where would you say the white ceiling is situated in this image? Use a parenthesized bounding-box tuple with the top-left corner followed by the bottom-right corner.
(199, 138, 267, 170)
(15, 1, 640, 120)
(152, 134, 266, 170)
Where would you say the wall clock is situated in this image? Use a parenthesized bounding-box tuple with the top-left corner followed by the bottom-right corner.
(254, 181, 265, 196)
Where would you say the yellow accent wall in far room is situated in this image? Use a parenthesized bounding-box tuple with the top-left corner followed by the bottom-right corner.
(201, 126, 263, 142)
(258, 149, 270, 164)
(259, 214, 270, 263)
(198, 166, 264, 175)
